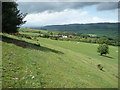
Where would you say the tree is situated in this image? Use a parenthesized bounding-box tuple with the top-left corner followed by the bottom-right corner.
(2, 2, 26, 33)
(97, 44, 109, 55)
(48, 32, 53, 35)
(97, 37, 110, 44)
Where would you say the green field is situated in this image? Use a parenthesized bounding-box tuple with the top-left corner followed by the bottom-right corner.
(19, 28, 58, 36)
(2, 30, 118, 88)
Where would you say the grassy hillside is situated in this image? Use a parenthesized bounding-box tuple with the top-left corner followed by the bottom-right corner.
(19, 28, 59, 37)
(2, 31, 118, 88)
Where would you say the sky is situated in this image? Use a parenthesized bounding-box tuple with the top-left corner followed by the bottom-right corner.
(17, 1, 119, 27)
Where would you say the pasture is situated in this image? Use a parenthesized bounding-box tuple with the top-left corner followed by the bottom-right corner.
(1, 30, 118, 88)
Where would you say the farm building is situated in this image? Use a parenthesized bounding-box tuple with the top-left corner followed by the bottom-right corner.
(58, 35, 68, 39)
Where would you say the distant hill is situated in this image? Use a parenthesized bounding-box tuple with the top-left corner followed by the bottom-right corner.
(42, 23, 118, 32)
(30, 23, 118, 39)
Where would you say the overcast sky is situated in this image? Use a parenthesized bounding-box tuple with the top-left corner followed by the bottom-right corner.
(17, 1, 119, 27)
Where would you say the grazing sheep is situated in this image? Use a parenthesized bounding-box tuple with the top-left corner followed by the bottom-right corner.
(97, 64, 104, 71)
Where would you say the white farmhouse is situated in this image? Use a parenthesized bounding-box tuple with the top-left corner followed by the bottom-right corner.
(58, 35, 68, 39)
(62, 36, 68, 38)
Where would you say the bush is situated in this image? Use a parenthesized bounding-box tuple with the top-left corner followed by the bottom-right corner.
(97, 37, 110, 44)
(50, 36, 58, 40)
(42, 34, 50, 38)
(97, 44, 109, 55)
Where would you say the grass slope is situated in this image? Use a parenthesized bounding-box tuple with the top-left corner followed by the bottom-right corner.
(2, 33, 118, 88)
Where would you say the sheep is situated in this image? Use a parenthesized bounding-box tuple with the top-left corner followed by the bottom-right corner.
(97, 64, 104, 71)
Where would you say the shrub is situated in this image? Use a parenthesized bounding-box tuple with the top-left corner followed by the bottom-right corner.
(97, 44, 109, 55)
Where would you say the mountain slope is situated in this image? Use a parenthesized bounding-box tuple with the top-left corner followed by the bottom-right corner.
(2, 33, 118, 88)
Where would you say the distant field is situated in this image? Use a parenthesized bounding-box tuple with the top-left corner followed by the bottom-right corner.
(2, 29, 118, 88)
(44, 29, 118, 40)
(19, 28, 58, 36)
(78, 29, 118, 39)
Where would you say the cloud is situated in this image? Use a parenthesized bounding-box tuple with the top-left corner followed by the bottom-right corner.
(17, 1, 118, 27)
(18, 2, 119, 14)
(18, 2, 99, 13)
(17, 0, 119, 2)
(97, 2, 119, 11)
(22, 10, 118, 27)
(22, 10, 89, 27)
(89, 17, 117, 23)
